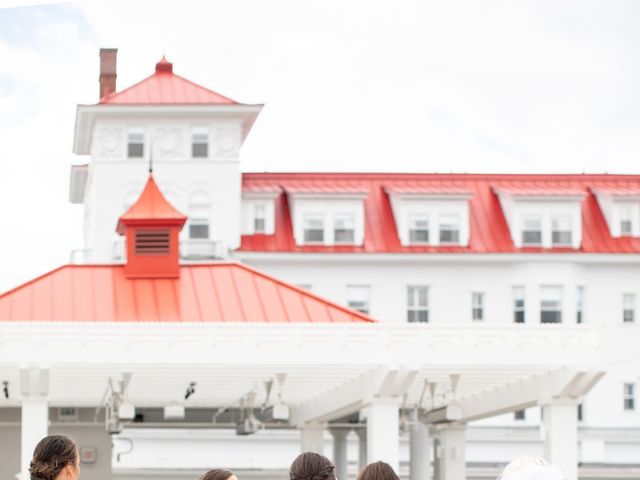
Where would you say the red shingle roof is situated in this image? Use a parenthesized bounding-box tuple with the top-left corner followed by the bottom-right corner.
(99, 57, 240, 105)
(0, 264, 374, 323)
(239, 173, 640, 254)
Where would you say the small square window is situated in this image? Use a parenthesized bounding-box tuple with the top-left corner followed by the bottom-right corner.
(439, 214, 460, 244)
(347, 285, 370, 314)
(334, 213, 355, 244)
(408, 215, 429, 244)
(407, 286, 429, 323)
(522, 217, 542, 246)
(623, 293, 636, 323)
(552, 216, 572, 246)
(540, 286, 562, 324)
(472, 292, 484, 321)
(514, 410, 525, 421)
(128, 132, 144, 158)
(192, 132, 209, 158)
(254, 204, 267, 234)
(303, 215, 324, 244)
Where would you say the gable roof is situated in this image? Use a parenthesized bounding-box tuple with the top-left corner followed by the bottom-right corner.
(99, 57, 240, 105)
(0, 263, 374, 323)
(239, 173, 640, 254)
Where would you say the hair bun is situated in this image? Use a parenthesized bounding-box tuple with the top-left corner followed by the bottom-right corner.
(29, 460, 58, 480)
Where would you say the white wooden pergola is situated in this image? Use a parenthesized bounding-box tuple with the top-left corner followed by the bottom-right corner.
(0, 322, 603, 480)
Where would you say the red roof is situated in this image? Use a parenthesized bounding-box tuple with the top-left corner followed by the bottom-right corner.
(239, 173, 640, 254)
(0, 264, 374, 323)
(99, 57, 240, 105)
(591, 185, 640, 196)
(117, 174, 187, 234)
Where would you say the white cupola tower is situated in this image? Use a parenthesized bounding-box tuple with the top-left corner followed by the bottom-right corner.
(70, 48, 262, 263)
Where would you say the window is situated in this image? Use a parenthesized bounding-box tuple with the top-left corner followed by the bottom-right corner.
(623, 293, 636, 323)
(347, 285, 370, 314)
(472, 292, 484, 321)
(624, 383, 635, 411)
(192, 128, 209, 158)
(408, 215, 429, 244)
(576, 286, 584, 324)
(127, 130, 144, 158)
(334, 213, 355, 244)
(303, 214, 324, 243)
(620, 205, 633, 236)
(578, 403, 583, 421)
(254, 204, 266, 233)
(407, 286, 429, 323)
(439, 214, 460, 244)
(521, 216, 542, 245)
(514, 410, 525, 421)
(188, 205, 210, 239)
(513, 286, 525, 324)
(540, 286, 562, 323)
(551, 216, 572, 246)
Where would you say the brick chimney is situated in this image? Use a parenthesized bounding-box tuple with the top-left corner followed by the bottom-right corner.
(99, 48, 118, 100)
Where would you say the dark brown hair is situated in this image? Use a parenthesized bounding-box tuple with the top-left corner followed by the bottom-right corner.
(30, 435, 78, 480)
(356, 461, 400, 480)
(290, 452, 336, 480)
(198, 469, 234, 480)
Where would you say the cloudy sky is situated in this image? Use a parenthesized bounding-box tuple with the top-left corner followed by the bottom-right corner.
(1, 0, 639, 291)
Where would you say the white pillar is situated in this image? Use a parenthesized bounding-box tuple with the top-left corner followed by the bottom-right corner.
(542, 401, 578, 480)
(355, 427, 367, 470)
(364, 401, 400, 472)
(21, 399, 48, 480)
(301, 423, 326, 454)
(330, 428, 349, 480)
(410, 410, 430, 480)
(435, 423, 465, 480)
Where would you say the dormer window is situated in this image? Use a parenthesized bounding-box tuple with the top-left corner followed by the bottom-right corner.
(551, 215, 572, 246)
(127, 129, 144, 158)
(522, 216, 542, 246)
(408, 215, 429, 244)
(438, 214, 460, 244)
(334, 213, 355, 244)
(241, 189, 280, 236)
(192, 127, 209, 158)
(592, 187, 640, 238)
(303, 214, 324, 244)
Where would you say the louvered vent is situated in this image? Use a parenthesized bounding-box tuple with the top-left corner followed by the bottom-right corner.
(135, 229, 170, 255)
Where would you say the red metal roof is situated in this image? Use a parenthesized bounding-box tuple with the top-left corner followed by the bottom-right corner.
(591, 185, 640, 196)
(239, 173, 640, 254)
(0, 264, 374, 323)
(99, 57, 240, 105)
(117, 174, 187, 234)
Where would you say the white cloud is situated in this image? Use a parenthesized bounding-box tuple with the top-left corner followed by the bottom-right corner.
(1, 0, 640, 290)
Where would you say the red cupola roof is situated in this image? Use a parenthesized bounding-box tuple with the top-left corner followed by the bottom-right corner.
(117, 174, 187, 279)
(99, 56, 240, 105)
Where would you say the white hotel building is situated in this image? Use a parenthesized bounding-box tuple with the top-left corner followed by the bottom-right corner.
(1, 49, 640, 480)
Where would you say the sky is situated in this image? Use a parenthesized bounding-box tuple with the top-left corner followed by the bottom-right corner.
(1, 0, 639, 291)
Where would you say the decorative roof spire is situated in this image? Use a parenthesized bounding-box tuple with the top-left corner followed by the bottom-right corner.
(155, 56, 173, 74)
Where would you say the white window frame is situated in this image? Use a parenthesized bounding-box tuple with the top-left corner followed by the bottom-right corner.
(187, 204, 211, 240)
(191, 127, 209, 159)
(624, 383, 635, 411)
(551, 215, 573, 246)
(438, 214, 461, 244)
(521, 215, 543, 246)
(333, 212, 356, 244)
(472, 292, 484, 321)
(347, 285, 370, 314)
(253, 203, 267, 234)
(302, 213, 325, 244)
(407, 286, 429, 323)
(408, 214, 430, 244)
(623, 293, 636, 323)
(576, 286, 584, 324)
(513, 286, 525, 324)
(540, 286, 563, 324)
(127, 128, 145, 159)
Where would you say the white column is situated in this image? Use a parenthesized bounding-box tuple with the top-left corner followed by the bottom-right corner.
(20, 368, 49, 480)
(355, 427, 367, 470)
(542, 401, 578, 480)
(330, 428, 349, 480)
(410, 410, 430, 480)
(363, 401, 400, 472)
(301, 423, 326, 454)
(435, 423, 465, 480)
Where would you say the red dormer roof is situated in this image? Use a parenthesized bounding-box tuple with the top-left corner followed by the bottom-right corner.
(99, 57, 240, 105)
(117, 174, 187, 234)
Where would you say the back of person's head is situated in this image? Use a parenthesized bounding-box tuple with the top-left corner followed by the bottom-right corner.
(30, 435, 78, 480)
(198, 469, 236, 480)
(498, 457, 563, 480)
(356, 461, 400, 480)
(289, 452, 336, 480)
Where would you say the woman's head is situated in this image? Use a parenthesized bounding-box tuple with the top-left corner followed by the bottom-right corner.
(30, 435, 79, 480)
(198, 469, 237, 480)
(289, 452, 336, 480)
(498, 457, 563, 480)
(356, 461, 399, 480)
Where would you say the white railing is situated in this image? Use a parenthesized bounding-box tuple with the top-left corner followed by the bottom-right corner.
(180, 239, 223, 259)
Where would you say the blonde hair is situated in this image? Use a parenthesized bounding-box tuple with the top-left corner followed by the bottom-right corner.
(498, 457, 563, 480)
